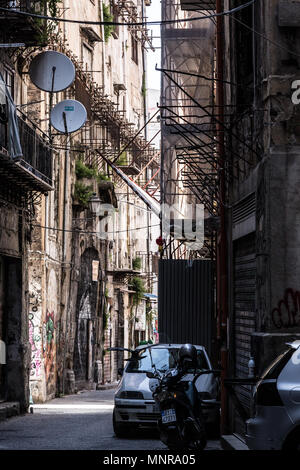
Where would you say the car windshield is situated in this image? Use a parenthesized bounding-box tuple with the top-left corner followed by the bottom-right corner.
(126, 347, 209, 373)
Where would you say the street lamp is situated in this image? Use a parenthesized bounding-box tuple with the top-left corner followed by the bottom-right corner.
(88, 193, 103, 216)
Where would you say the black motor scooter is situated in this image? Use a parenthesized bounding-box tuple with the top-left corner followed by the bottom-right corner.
(147, 364, 219, 451)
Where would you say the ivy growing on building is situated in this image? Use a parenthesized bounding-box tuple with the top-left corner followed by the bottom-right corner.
(116, 151, 128, 166)
(131, 276, 146, 306)
(34, 0, 62, 45)
(129, 276, 146, 348)
(74, 181, 94, 208)
(48, 0, 60, 17)
(75, 159, 110, 183)
(132, 257, 142, 271)
(103, 3, 114, 42)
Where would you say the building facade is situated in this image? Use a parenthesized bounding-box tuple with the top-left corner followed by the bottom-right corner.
(222, 0, 300, 435)
(0, 0, 160, 406)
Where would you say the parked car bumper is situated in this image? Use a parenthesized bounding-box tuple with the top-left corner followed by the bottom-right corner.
(245, 406, 292, 450)
(114, 398, 160, 426)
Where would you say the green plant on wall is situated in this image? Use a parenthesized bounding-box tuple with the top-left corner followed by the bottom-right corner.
(48, 0, 60, 17)
(132, 257, 142, 271)
(34, 0, 61, 45)
(75, 159, 111, 183)
(74, 181, 93, 208)
(131, 276, 146, 306)
(116, 151, 128, 166)
(103, 3, 114, 42)
(98, 172, 111, 182)
(75, 159, 98, 179)
(129, 276, 146, 349)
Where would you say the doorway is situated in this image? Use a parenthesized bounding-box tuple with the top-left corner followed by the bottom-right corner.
(0, 256, 5, 400)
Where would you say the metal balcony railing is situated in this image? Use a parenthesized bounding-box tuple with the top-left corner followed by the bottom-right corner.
(0, 1, 47, 46)
(0, 110, 52, 189)
(0, 0, 44, 13)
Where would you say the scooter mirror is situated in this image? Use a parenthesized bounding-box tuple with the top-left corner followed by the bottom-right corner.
(146, 371, 156, 379)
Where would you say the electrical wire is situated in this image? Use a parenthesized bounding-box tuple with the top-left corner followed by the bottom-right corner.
(0, 1, 255, 27)
(31, 223, 160, 235)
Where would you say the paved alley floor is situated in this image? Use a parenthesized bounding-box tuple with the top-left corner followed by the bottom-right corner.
(0, 389, 222, 451)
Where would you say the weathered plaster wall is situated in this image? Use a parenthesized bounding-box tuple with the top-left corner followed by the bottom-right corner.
(0, 204, 20, 258)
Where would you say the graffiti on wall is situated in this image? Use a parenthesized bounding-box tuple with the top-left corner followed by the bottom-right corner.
(45, 269, 57, 395)
(29, 310, 42, 378)
(256, 165, 268, 332)
(271, 288, 300, 329)
(29, 280, 43, 379)
(43, 310, 56, 381)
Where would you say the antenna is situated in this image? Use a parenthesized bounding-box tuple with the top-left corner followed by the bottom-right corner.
(50, 99, 87, 134)
(29, 51, 75, 93)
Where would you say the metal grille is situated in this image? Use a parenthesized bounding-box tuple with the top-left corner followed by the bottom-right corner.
(119, 391, 144, 400)
(158, 259, 213, 355)
(232, 194, 256, 226)
(234, 235, 256, 435)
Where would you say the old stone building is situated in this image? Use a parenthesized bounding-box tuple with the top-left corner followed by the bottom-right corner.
(0, 4, 54, 410)
(0, 0, 160, 407)
(222, 0, 300, 435)
(158, 0, 300, 437)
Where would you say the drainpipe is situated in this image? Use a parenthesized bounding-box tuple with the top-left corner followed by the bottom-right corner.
(61, 119, 70, 396)
(216, 0, 228, 435)
(142, 0, 151, 293)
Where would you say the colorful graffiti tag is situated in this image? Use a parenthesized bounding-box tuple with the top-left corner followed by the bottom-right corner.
(29, 310, 42, 378)
(43, 310, 56, 382)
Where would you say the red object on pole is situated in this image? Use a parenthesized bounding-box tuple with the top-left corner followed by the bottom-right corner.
(216, 0, 228, 435)
(156, 236, 164, 246)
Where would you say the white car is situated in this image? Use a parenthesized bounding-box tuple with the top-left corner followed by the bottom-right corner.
(246, 340, 300, 450)
(112, 343, 220, 437)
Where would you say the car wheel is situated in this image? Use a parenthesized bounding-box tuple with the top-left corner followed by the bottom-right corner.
(113, 410, 130, 438)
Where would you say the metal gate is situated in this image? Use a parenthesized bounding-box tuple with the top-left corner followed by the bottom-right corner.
(158, 259, 214, 356)
(233, 233, 256, 434)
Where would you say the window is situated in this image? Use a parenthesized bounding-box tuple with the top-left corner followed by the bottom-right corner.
(82, 42, 93, 74)
(131, 33, 139, 65)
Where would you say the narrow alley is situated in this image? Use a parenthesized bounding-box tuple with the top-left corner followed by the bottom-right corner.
(0, 389, 221, 451)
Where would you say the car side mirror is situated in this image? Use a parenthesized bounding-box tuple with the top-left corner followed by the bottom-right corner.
(146, 371, 155, 379)
(118, 368, 124, 376)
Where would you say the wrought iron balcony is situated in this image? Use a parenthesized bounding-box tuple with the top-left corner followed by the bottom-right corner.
(0, 109, 53, 194)
(0, 1, 48, 46)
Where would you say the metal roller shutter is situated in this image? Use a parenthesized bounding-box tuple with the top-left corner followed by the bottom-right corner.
(233, 233, 256, 435)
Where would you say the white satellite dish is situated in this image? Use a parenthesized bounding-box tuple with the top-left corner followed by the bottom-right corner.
(29, 51, 75, 93)
(50, 99, 87, 134)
